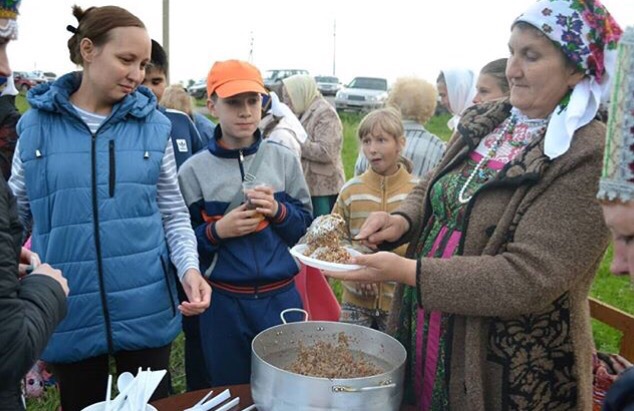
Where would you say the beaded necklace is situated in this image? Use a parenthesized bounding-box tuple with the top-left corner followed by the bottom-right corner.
(457, 115, 518, 204)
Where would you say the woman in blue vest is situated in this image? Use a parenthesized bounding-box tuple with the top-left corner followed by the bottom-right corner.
(8, 5, 211, 410)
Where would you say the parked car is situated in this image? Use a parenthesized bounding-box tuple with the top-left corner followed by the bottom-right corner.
(335, 77, 389, 113)
(314, 75, 340, 96)
(188, 79, 207, 100)
(13, 71, 41, 93)
(263, 69, 309, 92)
(43, 72, 57, 83)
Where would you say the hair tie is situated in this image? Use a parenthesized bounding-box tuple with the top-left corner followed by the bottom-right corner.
(66, 25, 78, 34)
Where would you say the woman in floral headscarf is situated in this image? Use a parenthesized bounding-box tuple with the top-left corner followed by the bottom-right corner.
(324, 1, 622, 409)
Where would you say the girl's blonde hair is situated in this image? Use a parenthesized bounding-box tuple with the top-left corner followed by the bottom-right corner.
(160, 84, 194, 117)
(357, 107, 413, 173)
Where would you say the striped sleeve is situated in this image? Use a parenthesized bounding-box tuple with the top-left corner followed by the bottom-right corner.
(8, 140, 32, 232)
(157, 140, 200, 280)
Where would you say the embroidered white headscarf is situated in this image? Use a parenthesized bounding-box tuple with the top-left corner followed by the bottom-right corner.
(514, 0, 622, 159)
(441, 68, 476, 131)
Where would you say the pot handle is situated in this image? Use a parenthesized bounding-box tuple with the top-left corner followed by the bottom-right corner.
(332, 381, 396, 393)
(280, 308, 309, 324)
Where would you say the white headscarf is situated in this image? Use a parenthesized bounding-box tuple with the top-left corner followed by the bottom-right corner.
(281, 75, 320, 116)
(0, 75, 18, 97)
(441, 68, 477, 130)
(267, 91, 308, 144)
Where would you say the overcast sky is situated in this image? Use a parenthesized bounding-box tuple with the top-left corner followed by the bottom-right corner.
(10, 0, 634, 86)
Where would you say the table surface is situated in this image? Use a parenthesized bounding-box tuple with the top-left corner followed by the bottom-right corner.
(152, 384, 417, 411)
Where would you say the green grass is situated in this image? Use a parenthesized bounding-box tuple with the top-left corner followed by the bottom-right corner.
(23, 101, 633, 410)
(590, 247, 634, 352)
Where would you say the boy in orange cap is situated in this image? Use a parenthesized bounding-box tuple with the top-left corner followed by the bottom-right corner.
(177, 60, 313, 385)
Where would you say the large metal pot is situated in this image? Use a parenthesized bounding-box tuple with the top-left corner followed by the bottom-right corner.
(251, 310, 406, 411)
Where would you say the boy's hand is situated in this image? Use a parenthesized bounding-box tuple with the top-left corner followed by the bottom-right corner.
(215, 204, 262, 239)
(245, 185, 279, 218)
(179, 269, 211, 316)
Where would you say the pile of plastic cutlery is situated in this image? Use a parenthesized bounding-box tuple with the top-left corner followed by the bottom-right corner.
(183, 388, 256, 411)
(104, 368, 167, 411)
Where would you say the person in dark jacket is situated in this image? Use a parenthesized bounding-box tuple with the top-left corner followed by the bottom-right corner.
(142, 39, 204, 169)
(0, 76, 20, 180)
(0, 2, 69, 409)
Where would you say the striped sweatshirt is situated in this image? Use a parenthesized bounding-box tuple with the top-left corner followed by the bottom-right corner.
(332, 165, 419, 312)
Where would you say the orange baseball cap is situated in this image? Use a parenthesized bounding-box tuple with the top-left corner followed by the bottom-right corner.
(206, 60, 267, 98)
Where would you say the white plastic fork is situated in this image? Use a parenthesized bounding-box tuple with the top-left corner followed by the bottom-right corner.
(241, 405, 257, 411)
(183, 388, 231, 411)
(190, 389, 213, 409)
(213, 397, 239, 411)
(104, 374, 112, 411)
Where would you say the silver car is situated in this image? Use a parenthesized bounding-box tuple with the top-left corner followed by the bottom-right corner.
(315, 75, 340, 96)
(335, 77, 388, 113)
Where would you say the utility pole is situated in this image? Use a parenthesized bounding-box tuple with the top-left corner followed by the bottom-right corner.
(162, 0, 170, 81)
(248, 31, 254, 63)
(332, 19, 336, 76)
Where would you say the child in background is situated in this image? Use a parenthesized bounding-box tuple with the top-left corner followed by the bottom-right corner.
(333, 107, 418, 331)
(473, 58, 509, 104)
(177, 60, 313, 386)
(161, 84, 217, 148)
(143, 40, 208, 391)
(142, 39, 204, 169)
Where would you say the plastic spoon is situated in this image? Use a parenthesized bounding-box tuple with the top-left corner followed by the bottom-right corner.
(117, 372, 134, 393)
(110, 372, 137, 411)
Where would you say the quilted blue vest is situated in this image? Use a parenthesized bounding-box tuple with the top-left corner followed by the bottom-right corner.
(19, 73, 181, 363)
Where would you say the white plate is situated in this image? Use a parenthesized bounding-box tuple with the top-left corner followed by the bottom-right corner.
(290, 244, 363, 272)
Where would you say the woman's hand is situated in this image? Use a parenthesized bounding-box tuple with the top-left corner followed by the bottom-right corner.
(355, 212, 410, 249)
(18, 247, 41, 278)
(179, 269, 211, 316)
(215, 204, 262, 239)
(355, 282, 378, 297)
(323, 252, 417, 287)
(246, 185, 279, 218)
(31, 264, 70, 296)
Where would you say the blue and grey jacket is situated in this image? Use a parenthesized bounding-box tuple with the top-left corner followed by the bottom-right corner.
(178, 127, 313, 287)
(159, 106, 204, 169)
(17, 72, 181, 363)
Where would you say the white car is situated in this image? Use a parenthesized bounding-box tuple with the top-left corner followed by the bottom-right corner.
(315, 75, 340, 96)
(335, 77, 388, 113)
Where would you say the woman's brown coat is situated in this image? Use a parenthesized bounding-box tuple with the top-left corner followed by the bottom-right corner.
(299, 96, 346, 197)
(389, 99, 609, 410)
